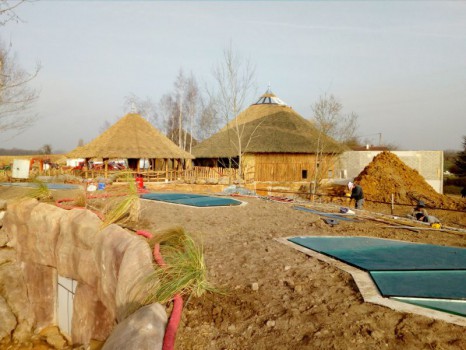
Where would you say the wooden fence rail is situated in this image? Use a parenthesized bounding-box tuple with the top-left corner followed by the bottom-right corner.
(0, 166, 240, 184)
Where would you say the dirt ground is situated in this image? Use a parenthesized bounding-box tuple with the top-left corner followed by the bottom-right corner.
(1, 183, 466, 350)
(139, 193, 466, 350)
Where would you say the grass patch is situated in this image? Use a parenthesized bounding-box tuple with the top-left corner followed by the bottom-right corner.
(26, 179, 52, 201)
(101, 173, 140, 228)
(72, 189, 88, 207)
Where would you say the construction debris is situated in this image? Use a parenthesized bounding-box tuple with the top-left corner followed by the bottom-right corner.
(354, 151, 465, 211)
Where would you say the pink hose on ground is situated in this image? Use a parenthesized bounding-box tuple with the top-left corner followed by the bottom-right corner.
(135, 229, 153, 239)
(55, 188, 143, 220)
(136, 230, 183, 350)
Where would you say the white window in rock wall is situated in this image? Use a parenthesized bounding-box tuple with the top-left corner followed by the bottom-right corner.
(57, 275, 77, 337)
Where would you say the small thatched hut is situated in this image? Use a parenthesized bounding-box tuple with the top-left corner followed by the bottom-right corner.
(192, 90, 345, 182)
(67, 113, 194, 174)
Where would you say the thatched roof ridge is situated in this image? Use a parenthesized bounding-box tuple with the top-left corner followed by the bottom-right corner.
(221, 103, 294, 131)
(193, 110, 346, 158)
(67, 113, 194, 159)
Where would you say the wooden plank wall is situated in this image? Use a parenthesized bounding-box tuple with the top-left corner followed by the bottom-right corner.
(253, 153, 336, 182)
(182, 166, 238, 180)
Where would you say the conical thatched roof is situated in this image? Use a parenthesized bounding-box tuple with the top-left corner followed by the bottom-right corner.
(67, 113, 194, 159)
(193, 91, 345, 158)
(221, 91, 289, 131)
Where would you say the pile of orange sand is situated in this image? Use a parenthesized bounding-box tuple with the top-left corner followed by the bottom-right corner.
(354, 151, 465, 210)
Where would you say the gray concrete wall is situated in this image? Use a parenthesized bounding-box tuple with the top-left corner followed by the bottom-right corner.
(336, 151, 444, 193)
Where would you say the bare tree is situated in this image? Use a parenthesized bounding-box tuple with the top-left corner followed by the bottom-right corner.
(39, 143, 52, 155)
(99, 119, 112, 134)
(0, 39, 40, 136)
(123, 93, 158, 126)
(0, 0, 26, 26)
(310, 94, 359, 196)
(0, 1, 40, 137)
(184, 73, 200, 153)
(174, 69, 186, 149)
(211, 44, 256, 180)
(196, 96, 220, 141)
(312, 94, 358, 144)
(159, 92, 178, 140)
(158, 69, 208, 152)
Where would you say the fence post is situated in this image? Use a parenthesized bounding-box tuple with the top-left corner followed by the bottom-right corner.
(391, 193, 394, 215)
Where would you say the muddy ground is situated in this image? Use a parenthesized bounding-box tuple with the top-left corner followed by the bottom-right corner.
(1, 184, 466, 349)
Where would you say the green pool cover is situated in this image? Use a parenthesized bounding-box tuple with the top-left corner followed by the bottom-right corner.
(141, 192, 242, 207)
(0, 182, 79, 189)
(288, 236, 466, 317)
(293, 206, 355, 222)
(289, 236, 466, 270)
(392, 297, 466, 317)
(371, 270, 466, 299)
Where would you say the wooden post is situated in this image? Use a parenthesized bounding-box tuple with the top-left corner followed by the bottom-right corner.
(84, 158, 90, 179)
(391, 193, 394, 215)
(104, 158, 108, 179)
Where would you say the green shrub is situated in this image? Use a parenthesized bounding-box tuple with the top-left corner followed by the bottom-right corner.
(443, 185, 462, 195)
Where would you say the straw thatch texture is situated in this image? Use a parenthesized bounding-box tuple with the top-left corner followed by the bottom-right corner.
(67, 114, 194, 159)
(193, 108, 345, 158)
(220, 103, 292, 131)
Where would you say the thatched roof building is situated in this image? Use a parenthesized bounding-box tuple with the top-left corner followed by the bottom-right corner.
(194, 91, 344, 158)
(192, 90, 346, 182)
(67, 113, 193, 171)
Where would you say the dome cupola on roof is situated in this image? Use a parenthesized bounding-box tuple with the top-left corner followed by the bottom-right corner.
(253, 88, 288, 106)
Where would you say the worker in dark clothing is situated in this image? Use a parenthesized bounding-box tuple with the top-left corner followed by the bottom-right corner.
(348, 182, 364, 209)
(461, 187, 466, 198)
(411, 201, 429, 222)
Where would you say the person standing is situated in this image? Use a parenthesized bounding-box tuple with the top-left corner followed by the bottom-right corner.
(348, 182, 364, 209)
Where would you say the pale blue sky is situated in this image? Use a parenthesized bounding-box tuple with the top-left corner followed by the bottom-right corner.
(2, 1, 466, 152)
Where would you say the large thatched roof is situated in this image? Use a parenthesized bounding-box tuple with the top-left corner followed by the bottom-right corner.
(67, 113, 194, 159)
(193, 91, 345, 158)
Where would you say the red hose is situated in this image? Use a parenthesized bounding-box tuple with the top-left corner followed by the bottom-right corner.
(55, 187, 142, 219)
(135, 229, 153, 239)
(136, 230, 183, 350)
(162, 294, 183, 350)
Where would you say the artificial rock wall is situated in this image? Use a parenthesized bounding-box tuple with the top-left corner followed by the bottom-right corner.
(0, 199, 166, 349)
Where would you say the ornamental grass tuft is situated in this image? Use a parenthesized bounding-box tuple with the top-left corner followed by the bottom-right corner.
(101, 173, 140, 228)
(140, 226, 218, 305)
(26, 179, 52, 201)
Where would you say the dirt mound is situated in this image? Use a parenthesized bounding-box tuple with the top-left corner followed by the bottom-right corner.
(354, 151, 465, 210)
